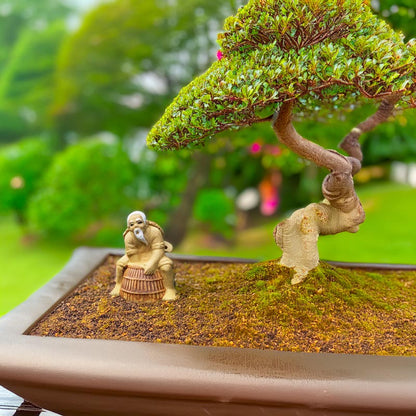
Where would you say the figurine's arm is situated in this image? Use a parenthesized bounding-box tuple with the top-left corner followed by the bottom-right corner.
(124, 232, 138, 259)
(144, 233, 165, 274)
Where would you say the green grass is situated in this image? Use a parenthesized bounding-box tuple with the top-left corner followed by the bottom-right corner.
(179, 182, 416, 264)
(318, 182, 416, 263)
(0, 217, 76, 316)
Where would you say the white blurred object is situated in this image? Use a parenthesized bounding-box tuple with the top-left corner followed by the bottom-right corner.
(236, 188, 260, 211)
(391, 162, 416, 188)
(0, 385, 61, 415)
(391, 161, 409, 184)
(408, 164, 416, 187)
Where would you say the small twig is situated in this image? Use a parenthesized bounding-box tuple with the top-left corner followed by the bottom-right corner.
(339, 94, 401, 171)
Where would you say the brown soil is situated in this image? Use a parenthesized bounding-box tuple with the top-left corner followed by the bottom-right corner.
(29, 256, 416, 355)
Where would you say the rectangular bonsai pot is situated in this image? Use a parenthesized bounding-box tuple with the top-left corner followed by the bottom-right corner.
(0, 247, 415, 416)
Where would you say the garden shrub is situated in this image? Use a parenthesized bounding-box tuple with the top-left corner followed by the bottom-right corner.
(28, 137, 137, 238)
(193, 188, 235, 239)
(0, 137, 53, 223)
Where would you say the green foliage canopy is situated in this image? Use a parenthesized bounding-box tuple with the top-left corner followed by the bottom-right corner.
(147, 0, 416, 150)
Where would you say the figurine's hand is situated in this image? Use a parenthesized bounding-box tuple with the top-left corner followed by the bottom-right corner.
(144, 264, 157, 274)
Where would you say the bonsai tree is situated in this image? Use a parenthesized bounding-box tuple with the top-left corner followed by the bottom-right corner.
(147, 0, 416, 283)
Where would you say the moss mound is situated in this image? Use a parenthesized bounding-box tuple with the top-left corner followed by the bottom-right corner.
(29, 256, 416, 355)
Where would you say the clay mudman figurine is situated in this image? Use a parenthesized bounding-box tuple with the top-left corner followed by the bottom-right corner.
(110, 211, 178, 301)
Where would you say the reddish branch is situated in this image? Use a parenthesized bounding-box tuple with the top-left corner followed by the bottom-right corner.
(272, 94, 401, 178)
(225, 8, 351, 54)
(272, 100, 352, 174)
(271, 94, 405, 216)
(272, 100, 361, 214)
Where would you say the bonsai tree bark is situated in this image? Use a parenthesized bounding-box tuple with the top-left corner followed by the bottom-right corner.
(147, 0, 416, 283)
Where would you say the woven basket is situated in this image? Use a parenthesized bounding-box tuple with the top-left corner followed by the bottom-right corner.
(120, 265, 166, 302)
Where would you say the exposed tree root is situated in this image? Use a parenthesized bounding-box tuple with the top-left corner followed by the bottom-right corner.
(274, 200, 365, 284)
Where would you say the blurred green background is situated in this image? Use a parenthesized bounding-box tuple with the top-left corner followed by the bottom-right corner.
(0, 0, 415, 315)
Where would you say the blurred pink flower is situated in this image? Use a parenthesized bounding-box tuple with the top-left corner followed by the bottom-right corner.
(261, 198, 279, 216)
(259, 172, 281, 216)
(265, 145, 281, 156)
(217, 50, 224, 60)
(249, 142, 262, 154)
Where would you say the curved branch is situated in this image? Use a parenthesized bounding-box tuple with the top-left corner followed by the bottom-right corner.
(272, 100, 352, 174)
(272, 100, 364, 215)
(339, 94, 401, 166)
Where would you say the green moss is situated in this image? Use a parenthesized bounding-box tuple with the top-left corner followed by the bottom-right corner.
(244, 259, 293, 282)
(245, 260, 415, 329)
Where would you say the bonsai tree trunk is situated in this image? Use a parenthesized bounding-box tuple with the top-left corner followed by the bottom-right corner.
(272, 97, 399, 284)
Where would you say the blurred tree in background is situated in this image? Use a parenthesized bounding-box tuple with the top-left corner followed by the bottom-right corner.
(373, 0, 415, 38)
(0, 0, 71, 142)
(0, 23, 67, 139)
(193, 188, 235, 240)
(52, 0, 244, 140)
(0, 0, 70, 71)
(49, 0, 248, 244)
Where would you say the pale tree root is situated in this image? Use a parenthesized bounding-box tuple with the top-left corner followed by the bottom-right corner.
(274, 172, 365, 284)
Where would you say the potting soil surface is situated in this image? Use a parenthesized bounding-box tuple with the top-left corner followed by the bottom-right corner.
(29, 256, 416, 355)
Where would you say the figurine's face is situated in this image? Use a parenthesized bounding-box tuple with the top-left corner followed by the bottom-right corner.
(128, 213, 146, 232)
(128, 213, 148, 245)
